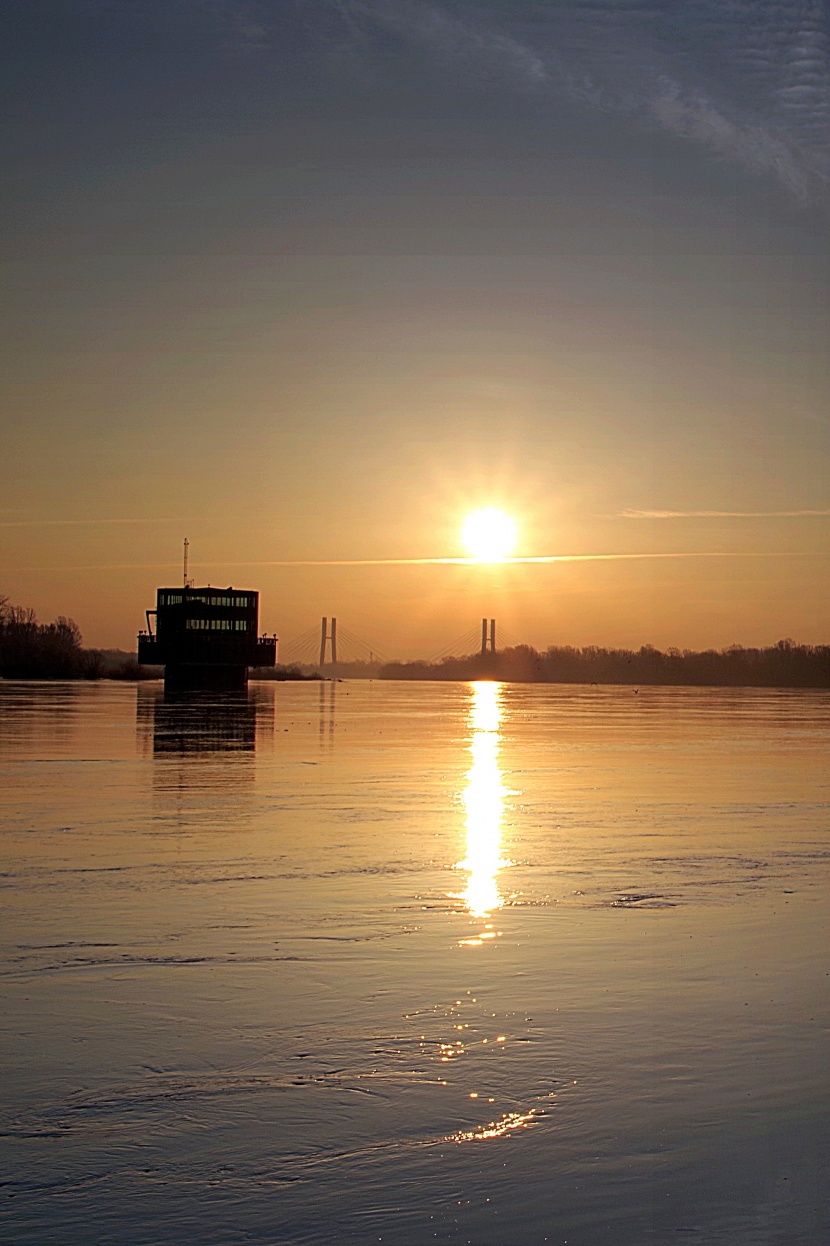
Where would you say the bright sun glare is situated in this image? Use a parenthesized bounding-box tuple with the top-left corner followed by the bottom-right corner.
(461, 508, 518, 562)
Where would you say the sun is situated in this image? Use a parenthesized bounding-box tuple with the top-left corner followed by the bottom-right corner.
(462, 508, 518, 562)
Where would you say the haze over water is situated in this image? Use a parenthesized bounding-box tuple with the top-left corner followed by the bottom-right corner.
(2, 678, 829, 1243)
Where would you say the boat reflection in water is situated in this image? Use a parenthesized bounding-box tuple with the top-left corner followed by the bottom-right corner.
(136, 685, 271, 755)
(457, 681, 508, 938)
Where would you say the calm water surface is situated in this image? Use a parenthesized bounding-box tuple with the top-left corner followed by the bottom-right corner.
(1, 679, 829, 1244)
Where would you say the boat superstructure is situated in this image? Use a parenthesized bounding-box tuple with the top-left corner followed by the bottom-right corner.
(138, 585, 276, 690)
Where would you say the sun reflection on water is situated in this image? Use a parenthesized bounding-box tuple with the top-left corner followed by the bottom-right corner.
(447, 1108, 542, 1143)
(459, 682, 507, 921)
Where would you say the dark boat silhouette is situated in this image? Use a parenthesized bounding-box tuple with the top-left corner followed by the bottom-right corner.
(138, 585, 276, 691)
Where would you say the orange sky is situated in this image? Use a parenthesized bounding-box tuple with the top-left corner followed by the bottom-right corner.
(2, 5, 829, 657)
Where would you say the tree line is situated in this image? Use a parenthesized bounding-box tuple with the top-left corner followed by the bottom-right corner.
(380, 640, 830, 688)
(3, 592, 828, 687)
(0, 597, 104, 679)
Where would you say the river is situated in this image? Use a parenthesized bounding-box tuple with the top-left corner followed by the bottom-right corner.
(1, 679, 828, 1244)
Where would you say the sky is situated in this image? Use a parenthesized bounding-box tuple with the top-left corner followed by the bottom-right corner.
(2, 0, 829, 657)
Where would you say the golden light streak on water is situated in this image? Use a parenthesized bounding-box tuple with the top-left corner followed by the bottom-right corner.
(448, 1108, 543, 1143)
(458, 682, 506, 921)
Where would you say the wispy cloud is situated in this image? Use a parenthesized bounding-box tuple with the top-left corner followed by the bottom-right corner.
(621, 508, 830, 519)
(339, 0, 549, 90)
(328, 0, 830, 203)
(650, 77, 817, 201)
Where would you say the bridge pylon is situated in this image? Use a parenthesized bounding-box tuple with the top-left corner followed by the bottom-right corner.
(319, 617, 338, 666)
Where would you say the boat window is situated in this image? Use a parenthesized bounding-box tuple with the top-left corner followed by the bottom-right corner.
(185, 618, 243, 631)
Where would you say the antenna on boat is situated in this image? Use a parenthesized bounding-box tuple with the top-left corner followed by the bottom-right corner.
(183, 537, 190, 588)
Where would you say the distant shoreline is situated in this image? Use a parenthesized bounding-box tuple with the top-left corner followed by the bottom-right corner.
(377, 641, 830, 689)
(2, 593, 828, 689)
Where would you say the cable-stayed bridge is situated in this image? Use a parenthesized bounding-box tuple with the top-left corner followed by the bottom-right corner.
(278, 618, 387, 670)
(277, 617, 522, 671)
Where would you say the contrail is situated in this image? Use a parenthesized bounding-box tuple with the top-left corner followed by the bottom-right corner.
(0, 517, 199, 528)
(221, 552, 815, 567)
(8, 551, 818, 572)
(620, 509, 830, 519)
(5, 512, 827, 528)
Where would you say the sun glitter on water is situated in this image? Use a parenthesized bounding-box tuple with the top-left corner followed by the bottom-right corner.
(461, 508, 518, 563)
